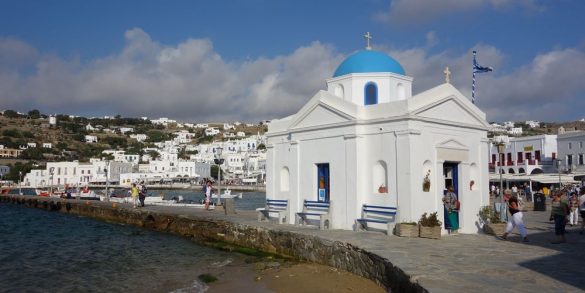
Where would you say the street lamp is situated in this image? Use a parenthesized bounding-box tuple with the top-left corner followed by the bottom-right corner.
(49, 167, 55, 195)
(214, 147, 224, 205)
(556, 159, 563, 190)
(19, 171, 22, 195)
(104, 160, 110, 202)
(496, 142, 506, 222)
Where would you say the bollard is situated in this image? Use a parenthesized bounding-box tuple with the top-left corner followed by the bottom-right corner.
(223, 198, 237, 215)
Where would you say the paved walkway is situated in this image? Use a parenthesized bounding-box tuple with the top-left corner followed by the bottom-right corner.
(134, 203, 585, 293)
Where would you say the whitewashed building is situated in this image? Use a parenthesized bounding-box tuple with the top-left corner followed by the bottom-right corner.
(557, 131, 585, 172)
(489, 135, 558, 174)
(85, 135, 98, 143)
(266, 45, 490, 234)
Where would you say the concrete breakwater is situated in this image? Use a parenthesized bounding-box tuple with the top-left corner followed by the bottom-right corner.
(1, 194, 423, 293)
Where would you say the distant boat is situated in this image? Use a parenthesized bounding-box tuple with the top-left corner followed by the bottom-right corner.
(212, 188, 242, 199)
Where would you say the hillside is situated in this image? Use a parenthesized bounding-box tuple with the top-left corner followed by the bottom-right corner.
(0, 110, 266, 181)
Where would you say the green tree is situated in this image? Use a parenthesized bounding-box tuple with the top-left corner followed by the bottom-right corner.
(2, 129, 21, 138)
(147, 150, 160, 160)
(256, 143, 266, 151)
(2, 110, 20, 118)
(28, 109, 41, 119)
(146, 130, 170, 143)
(4, 162, 37, 181)
(210, 165, 224, 180)
(20, 148, 45, 160)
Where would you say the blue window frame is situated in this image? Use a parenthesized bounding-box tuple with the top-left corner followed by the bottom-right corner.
(364, 82, 378, 105)
(317, 163, 330, 202)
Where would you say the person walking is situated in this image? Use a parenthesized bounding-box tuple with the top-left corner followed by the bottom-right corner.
(130, 183, 139, 208)
(550, 192, 569, 244)
(579, 188, 585, 235)
(138, 181, 147, 207)
(204, 180, 213, 210)
(569, 193, 579, 226)
(500, 194, 529, 242)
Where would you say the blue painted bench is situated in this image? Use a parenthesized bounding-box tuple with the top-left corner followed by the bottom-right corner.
(354, 204, 397, 235)
(257, 199, 289, 224)
(295, 200, 331, 230)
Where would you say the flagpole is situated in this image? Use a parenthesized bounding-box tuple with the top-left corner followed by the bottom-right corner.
(472, 50, 477, 104)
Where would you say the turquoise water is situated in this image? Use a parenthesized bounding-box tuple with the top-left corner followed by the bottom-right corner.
(0, 203, 265, 293)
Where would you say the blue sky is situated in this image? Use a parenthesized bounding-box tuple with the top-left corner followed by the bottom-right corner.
(1, 0, 584, 122)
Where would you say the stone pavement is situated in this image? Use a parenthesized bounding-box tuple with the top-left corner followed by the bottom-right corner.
(143, 204, 585, 293)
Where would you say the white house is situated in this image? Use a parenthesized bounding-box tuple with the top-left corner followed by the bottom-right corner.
(237, 131, 246, 137)
(205, 127, 220, 136)
(85, 135, 98, 143)
(508, 127, 523, 136)
(266, 45, 490, 234)
(130, 134, 148, 142)
(525, 120, 540, 128)
(557, 131, 585, 173)
(489, 135, 558, 175)
(119, 127, 134, 134)
(42, 143, 52, 149)
(223, 123, 235, 130)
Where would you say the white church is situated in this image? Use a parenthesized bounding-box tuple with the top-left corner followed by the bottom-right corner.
(266, 36, 490, 234)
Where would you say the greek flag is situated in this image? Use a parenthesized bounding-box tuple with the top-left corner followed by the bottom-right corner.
(473, 54, 493, 73)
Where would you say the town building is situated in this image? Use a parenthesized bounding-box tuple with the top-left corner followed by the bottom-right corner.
(489, 135, 557, 175)
(266, 43, 490, 234)
(557, 131, 585, 173)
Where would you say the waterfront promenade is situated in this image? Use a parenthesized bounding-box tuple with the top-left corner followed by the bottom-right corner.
(2, 195, 584, 292)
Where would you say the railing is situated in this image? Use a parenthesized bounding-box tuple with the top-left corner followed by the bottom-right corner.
(507, 161, 514, 166)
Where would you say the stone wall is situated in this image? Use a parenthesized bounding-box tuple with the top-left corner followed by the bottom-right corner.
(0, 195, 426, 293)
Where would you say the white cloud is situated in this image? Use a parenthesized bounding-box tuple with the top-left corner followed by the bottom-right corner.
(0, 28, 583, 123)
(375, 0, 545, 25)
(0, 28, 342, 122)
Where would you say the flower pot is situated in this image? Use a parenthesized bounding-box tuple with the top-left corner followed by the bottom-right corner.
(422, 180, 431, 192)
(483, 223, 507, 236)
(378, 186, 387, 193)
(395, 223, 418, 237)
(419, 225, 441, 239)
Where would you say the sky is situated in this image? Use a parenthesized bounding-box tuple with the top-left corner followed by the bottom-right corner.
(0, 0, 584, 123)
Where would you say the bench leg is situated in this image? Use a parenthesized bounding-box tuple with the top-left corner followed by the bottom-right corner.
(278, 212, 286, 224)
(257, 211, 266, 222)
(386, 222, 396, 236)
(320, 215, 330, 230)
(354, 220, 363, 232)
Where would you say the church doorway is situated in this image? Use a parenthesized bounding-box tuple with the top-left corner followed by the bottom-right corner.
(443, 162, 459, 231)
(316, 163, 330, 202)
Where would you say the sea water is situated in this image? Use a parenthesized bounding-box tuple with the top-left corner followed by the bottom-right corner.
(0, 193, 267, 293)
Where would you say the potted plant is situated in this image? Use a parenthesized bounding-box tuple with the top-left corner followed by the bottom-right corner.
(418, 212, 442, 239)
(479, 205, 506, 236)
(394, 222, 418, 237)
(422, 170, 431, 192)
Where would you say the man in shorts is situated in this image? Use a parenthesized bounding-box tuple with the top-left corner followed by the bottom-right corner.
(579, 188, 585, 235)
(205, 180, 213, 210)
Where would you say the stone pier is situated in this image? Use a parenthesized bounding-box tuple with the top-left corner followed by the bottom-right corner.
(2, 194, 584, 293)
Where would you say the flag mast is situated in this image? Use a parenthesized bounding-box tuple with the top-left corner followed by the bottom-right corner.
(471, 50, 493, 104)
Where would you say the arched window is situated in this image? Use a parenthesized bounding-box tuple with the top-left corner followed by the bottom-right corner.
(364, 82, 378, 105)
(280, 167, 290, 192)
(397, 83, 406, 100)
(335, 84, 344, 98)
(373, 160, 388, 193)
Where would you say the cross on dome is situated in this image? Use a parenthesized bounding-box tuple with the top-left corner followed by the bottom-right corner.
(364, 32, 372, 50)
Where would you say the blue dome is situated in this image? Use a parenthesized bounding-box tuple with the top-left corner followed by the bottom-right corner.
(333, 50, 405, 77)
